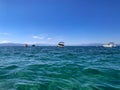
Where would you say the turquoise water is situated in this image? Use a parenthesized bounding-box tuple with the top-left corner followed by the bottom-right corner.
(0, 46, 120, 90)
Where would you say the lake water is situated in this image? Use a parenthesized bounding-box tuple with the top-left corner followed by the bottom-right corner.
(0, 46, 120, 90)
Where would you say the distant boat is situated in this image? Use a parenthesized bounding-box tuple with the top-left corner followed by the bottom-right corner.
(57, 42, 64, 47)
(24, 44, 28, 47)
(32, 44, 36, 47)
(103, 42, 116, 48)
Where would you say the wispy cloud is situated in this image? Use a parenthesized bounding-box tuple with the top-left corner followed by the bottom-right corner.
(0, 40, 11, 43)
(0, 33, 10, 35)
(47, 38, 52, 40)
(32, 35, 45, 39)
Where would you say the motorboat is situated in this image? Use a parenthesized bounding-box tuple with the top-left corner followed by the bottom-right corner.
(103, 42, 116, 48)
(57, 42, 64, 47)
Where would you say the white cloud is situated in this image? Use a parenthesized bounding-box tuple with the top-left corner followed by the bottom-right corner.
(47, 38, 52, 40)
(32, 36, 44, 39)
(0, 40, 11, 43)
(0, 33, 10, 35)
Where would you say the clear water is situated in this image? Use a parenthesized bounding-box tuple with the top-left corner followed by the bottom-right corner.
(0, 46, 120, 90)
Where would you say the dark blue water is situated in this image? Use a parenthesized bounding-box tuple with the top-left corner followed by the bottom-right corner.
(0, 46, 120, 90)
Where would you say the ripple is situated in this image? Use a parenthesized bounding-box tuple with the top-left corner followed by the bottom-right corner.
(0, 46, 120, 90)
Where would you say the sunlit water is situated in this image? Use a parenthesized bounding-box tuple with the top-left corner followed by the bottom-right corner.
(0, 46, 120, 90)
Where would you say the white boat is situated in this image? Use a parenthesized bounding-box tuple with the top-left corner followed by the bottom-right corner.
(57, 42, 64, 47)
(103, 42, 116, 48)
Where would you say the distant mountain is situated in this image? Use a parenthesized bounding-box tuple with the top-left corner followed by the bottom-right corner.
(35, 43, 52, 46)
(0, 43, 24, 46)
(116, 44, 120, 46)
(1, 43, 119, 46)
(80, 43, 103, 46)
(0, 43, 51, 46)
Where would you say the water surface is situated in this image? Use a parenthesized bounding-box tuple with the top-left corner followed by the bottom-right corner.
(0, 46, 120, 90)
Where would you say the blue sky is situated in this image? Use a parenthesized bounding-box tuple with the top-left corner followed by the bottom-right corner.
(0, 0, 120, 45)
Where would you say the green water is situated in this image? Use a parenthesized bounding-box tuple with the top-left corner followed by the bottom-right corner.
(0, 46, 120, 90)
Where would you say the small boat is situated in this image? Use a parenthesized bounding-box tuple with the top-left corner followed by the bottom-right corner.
(57, 42, 64, 47)
(32, 44, 36, 47)
(103, 42, 116, 48)
(24, 44, 28, 47)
